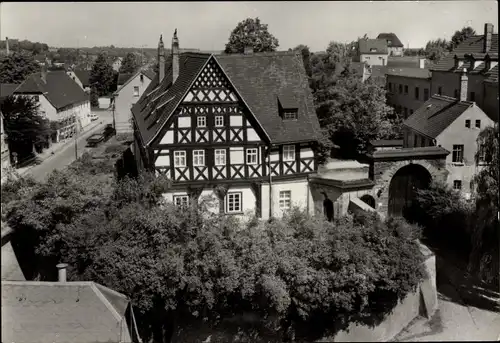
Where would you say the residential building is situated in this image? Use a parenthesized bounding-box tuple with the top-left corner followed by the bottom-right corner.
(1, 264, 141, 343)
(386, 63, 432, 118)
(402, 72, 494, 197)
(73, 69, 91, 92)
(14, 69, 92, 142)
(430, 23, 498, 121)
(113, 69, 155, 134)
(132, 32, 321, 221)
(357, 39, 389, 66)
(377, 33, 405, 57)
(483, 64, 498, 118)
(1, 112, 11, 182)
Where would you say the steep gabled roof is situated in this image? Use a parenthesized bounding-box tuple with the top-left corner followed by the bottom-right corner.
(377, 33, 404, 48)
(114, 68, 155, 95)
(484, 64, 498, 83)
(431, 34, 499, 72)
(133, 51, 321, 146)
(73, 69, 90, 87)
(1, 281, 137, 343)
(358, 39, 388, 55)
(14, 71, 89, 110)
(403, 95, 475, 138)
(118, 72, 134, 86)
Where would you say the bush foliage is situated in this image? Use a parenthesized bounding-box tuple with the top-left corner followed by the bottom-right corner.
(2, 155, 426, 342)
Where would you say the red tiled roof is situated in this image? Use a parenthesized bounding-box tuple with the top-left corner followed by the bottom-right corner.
(403, 95, 474, 138)
(14, 71, 89, 110)
(386, 67, 431, 79)
(133, 51, 321, 145)
(1, 281, 137, 343)
(431, 34, 499, 72)
(358, 39, 388, 55)
(377, 33, 404, 48)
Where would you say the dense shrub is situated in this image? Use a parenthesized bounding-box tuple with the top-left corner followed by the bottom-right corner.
(3, 156, 426, 342)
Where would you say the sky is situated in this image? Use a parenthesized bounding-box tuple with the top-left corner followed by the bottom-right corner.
(1, 1, 498, 51)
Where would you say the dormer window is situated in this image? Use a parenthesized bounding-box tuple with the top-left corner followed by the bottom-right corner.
(140, 74, 144, 82)
(370, 48, 377, 52)
(278, 92, 298, 121)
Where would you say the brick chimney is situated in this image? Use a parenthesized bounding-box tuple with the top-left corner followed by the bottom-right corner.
(484, 23, 494, 53)
(244, 45, 254, 55)
(6, 37, 9, 55)
(172, 29, 179, 84)
(157, 34, 165, 83)
(460, 68, 468, 102)
(56, 263, 68, 282)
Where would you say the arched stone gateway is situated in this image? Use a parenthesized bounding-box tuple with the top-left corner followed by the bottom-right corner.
(368, 146, 450, 218)
(388, 163, 431, 219)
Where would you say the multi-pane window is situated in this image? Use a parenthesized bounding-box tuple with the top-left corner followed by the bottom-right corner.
(415, 87, 420, 100)
(453, 180, 462, 190)
(452, 145, 464, 163)
(174, 151, 186, 167)
(283, 110, 298, 120)
(173, 195, 189, 207)
(388, 82, 392, 91)
(226, 192, 242, 213)
(475, 120, 481, 129)
(214, 149, 226, 166)
(133, 86, 139, 97)
(34, 95, 39, 102)
(465, 119, 471, 128)
(215, 116, 224, 127)
(279, 190, 292, 210)
(478, 144, 487, 164)
(283, 145, 295, 161)
(193, 150, 205, 166)
(197, 116, 206, 127)
(404, 85, 408, 94)
(246, 148, 258, 165)
(424, 88, 429, 101)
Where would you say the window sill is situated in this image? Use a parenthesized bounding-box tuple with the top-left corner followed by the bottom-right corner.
(225, 211, 244, 215)
(451, 162, 464, 166)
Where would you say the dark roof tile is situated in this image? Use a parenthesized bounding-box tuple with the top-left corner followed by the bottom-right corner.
(403, 95, 474, 138)
(73, 70, 90, 87)
(485, 64, 498, 83)
(386, 67, 431, 79)
(377, 33, 404, 47)
(358, 39, 388, 55)
(14, 71, 89, 110)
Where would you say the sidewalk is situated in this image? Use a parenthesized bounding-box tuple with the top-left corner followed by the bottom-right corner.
(16, 120, 104, 176)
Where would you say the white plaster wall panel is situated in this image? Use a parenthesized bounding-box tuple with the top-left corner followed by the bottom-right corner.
(178, 117, 191, 128)
(230, 115, 243, 127)
(230, 147, 244, 164)
(160, 130, 174, 144)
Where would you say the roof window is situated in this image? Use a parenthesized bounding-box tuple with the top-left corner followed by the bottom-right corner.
(277, 93, 298, 121)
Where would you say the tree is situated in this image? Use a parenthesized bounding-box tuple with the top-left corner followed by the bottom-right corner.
(0, 52, 41, 84)
(119, 52, 139, 74)
(293, 44, 312, 78)
(90, 52, 115, 96)
(450, 26, 476, 51)
(1, 95, 52, 159)
(425, 38, 450, 63)
(469, 124, 499, 285)
(224, 17, 279, 54)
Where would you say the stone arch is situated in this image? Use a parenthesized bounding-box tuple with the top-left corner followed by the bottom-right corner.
(374, 159, 448, 217)
(388, 163, 432, 219)
(360, 194, 376, 208)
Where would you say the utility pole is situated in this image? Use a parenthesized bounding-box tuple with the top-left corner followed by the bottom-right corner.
(112, 97, 116, 130)
(74, 113, 78, 160)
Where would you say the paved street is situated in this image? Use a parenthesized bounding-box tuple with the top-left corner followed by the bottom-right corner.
(23, 110, 113, 182)
(394, 243, 500, 342)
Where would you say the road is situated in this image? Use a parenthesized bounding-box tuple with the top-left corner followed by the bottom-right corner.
(25, 110, 113, 182)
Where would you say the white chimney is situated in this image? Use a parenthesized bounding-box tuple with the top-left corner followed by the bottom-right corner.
(484, 23, 494, 53)
(6, 37, 9, 55)
(460, 68, 468, 102)
(56, 263, 68, 282)
(157, 35, 165, 83)
(172, 29, 179, 84)
(419, 58, 425, 69)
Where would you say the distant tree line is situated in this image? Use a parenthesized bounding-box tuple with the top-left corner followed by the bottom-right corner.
(0, 39, 49, 55)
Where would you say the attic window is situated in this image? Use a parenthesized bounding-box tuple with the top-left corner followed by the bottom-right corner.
(140, 74, 144, 82)
(370, 48, 377, 52)
(278, 93, 298, 121)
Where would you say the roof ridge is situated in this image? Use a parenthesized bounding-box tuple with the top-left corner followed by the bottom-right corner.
(216, 51, 299, 58)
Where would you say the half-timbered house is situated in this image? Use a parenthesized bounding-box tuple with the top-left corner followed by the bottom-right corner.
(131, 31, 322, 220)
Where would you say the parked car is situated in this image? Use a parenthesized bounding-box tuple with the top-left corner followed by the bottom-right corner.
(103, 124, 116, 141)
(86, 134, 105, 147)
(89, 113, 99, 121)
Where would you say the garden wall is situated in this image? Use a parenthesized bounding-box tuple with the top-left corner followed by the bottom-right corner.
(171, 244, 437, 343)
